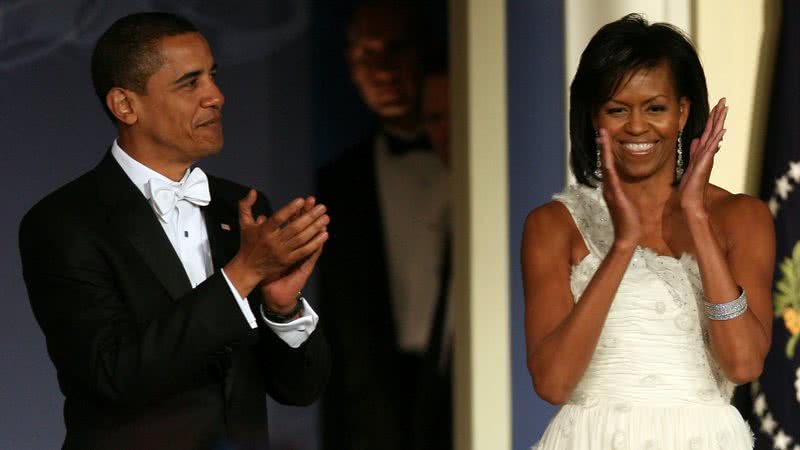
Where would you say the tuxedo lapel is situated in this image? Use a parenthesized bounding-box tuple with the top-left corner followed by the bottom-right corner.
(201, 179, 246, 406)
(94, 153, 193, 300)
(352, 139, 398, 348)
(203, 180, 240, 271)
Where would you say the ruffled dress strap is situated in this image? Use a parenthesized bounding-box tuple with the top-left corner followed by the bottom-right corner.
(552, 184, 614, 258)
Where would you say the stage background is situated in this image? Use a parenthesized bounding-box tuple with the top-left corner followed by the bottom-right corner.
(0, 1, 782, 449)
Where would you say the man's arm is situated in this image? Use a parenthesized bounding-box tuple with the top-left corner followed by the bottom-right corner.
(20, 206, 255, 407)
(250, 298, 331, 406)
(228, 189, 331, 406)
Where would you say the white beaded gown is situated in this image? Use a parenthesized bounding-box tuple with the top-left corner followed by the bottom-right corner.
(532, 185, 753, 450)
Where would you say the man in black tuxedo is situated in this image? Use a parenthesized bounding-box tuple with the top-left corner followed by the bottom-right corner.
(317, 1, 452, 449)
(19, 12, 330, 450)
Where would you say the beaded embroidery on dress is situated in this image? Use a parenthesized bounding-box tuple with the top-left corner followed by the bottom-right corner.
(532, 184, 752, 450)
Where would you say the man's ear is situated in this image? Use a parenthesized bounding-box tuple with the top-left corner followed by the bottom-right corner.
(106, 88, 138, 125)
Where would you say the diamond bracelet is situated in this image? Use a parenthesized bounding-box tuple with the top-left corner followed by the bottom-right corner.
(703, 287, 748, 321)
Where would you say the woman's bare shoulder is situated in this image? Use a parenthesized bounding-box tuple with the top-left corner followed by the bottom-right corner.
(524, 200, 576, 236)
(523, 200, 585, 262)
(706, 184, 773, 233)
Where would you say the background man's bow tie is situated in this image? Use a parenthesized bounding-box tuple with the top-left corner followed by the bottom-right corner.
(383, 132, 432, 156)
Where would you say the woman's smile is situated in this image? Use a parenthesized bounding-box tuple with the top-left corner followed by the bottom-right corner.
(620, 141, 657, 155)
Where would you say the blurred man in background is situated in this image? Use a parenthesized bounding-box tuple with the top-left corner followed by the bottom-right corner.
(317, 1, 452, 449)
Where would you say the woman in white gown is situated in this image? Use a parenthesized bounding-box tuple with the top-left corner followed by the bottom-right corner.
(521, 14, 775, 450)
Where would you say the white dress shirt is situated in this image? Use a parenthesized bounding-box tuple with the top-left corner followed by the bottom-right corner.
(375, 132, 450, 353)
(111, 140, 317, 348)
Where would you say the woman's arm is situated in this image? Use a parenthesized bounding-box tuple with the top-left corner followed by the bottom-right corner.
(679, 98, 775, 383)
(523, 128, 642, 404)
(522, 203, 635, 404)
(685, 195, 774, 384)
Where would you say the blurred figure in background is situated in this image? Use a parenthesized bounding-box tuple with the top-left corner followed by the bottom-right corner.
(316, 1, 452, 449)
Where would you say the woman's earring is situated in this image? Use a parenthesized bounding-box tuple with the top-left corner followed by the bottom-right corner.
(594, 130, 602, 179)
(675, 130, 684, 179)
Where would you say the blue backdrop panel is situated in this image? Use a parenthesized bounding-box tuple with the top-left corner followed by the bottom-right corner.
(507, 1, 565, 448)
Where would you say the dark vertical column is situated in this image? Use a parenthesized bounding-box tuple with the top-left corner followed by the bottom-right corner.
(507, 1, 565, 447)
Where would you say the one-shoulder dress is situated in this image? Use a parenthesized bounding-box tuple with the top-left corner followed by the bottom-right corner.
(533, 185, 753, 450)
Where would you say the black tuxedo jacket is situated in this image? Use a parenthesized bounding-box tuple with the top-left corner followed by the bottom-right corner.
(316, 135, 451, 450)
(19, 153, 330, 450)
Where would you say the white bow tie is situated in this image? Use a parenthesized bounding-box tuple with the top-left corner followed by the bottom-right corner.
(146, 168, 211, 221)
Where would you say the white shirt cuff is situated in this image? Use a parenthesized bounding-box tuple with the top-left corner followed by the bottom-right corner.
(261, 298, 319, 348)
(220, 268, 258, 329)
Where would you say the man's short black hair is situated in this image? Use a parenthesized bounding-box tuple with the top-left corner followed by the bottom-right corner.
(569, 13, 710, 186)
(91, 12, 198, 122)
(346, 0, 426, 49)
